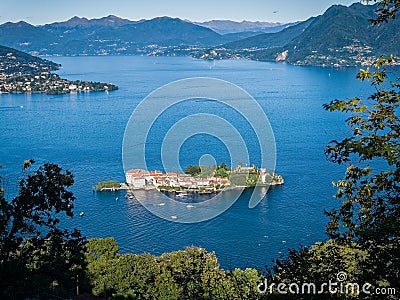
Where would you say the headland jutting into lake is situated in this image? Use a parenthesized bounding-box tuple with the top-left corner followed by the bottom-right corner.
(0, 45, 118, 94)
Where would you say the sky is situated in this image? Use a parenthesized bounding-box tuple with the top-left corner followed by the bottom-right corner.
(2, 0, 360, 25)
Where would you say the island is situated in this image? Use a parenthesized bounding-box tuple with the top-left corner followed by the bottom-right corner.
(123, 163, 284, 195)
(0, 45, 118, 94)
(95, 180, 122, 191)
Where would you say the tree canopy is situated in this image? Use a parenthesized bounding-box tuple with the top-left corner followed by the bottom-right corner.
(185, 165, 202, 176)
(85, 238, 264, 299)
(365, 0, 400, 23)
(269, 1, 400, 298)
(0, 160, 86, 299)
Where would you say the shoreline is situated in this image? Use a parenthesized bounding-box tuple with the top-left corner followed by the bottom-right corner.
(97, 182, 284, 194)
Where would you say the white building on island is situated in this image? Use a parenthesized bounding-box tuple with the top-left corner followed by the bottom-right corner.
(125, 169, 230, 189)
(125, 169, 150, 188)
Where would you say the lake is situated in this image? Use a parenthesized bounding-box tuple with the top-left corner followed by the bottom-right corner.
(0, 55, 372, 269)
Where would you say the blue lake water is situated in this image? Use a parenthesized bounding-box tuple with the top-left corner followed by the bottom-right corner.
(0, 56, 373, 269)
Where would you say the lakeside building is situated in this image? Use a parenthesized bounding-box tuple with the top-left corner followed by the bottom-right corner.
(125, 165, 283, 190)
(125, 169, 230, 190)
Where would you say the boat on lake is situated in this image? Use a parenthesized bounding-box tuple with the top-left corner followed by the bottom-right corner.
(176, 191, 188, 198)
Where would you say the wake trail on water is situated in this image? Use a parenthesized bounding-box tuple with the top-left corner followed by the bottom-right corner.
(0, 105, 24, 109)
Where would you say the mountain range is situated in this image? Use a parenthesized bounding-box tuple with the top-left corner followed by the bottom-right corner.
(0, 3, 398, 66)
(221, 17, 315, 50)
(203, 3, 400, 66)
(0, 15, 284, 55)
(193, 20, 298, 34)
(0, 17, 206, 54)
(259, 3, 400, 65)
(295, 3, 399, 63)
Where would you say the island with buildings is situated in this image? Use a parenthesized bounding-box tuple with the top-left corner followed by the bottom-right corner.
(121, 164, 284, 195)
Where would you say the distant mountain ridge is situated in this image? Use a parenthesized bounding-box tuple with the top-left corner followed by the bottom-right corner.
(193, 20, 291, 34)
(222, 17, 316, 50)
(0, 3, 399, 66)
(0, 17, 216, 54)
(42, 15, 138, 29)
(268, 3, 400, 65)
(0, 15, 295, 56)
(200, 3, 400, 66)
(0, 21, 60, 51)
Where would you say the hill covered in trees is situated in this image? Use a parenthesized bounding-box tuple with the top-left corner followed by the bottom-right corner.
(1, 3, 399, 66)
(196, 3, 400, 66)
(0, 44, 59, 76)
(0, 45, 117, 94)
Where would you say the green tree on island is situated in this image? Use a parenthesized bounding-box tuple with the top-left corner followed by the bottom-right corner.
(96, 180, 121, 190)
(185, 165, 202, 176)
(218, 162, 227, 170)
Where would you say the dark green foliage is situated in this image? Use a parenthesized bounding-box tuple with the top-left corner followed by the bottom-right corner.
(272, 240, 368, 293)
(214, 168, 229, 178)
(185, 165, 202, 176)
(0, 161, 87, 299)
(323, 57, 400, 243)
(366, 0, 400, 24)
(96, 180, 121, 190)
(267, 2, 400, 298)
(86, 237, 119, 263)
(85, 238, 264, 299)
(218, 162, 227, 170)
(213, 162, 229, 178)
(322, 55, 400, 292)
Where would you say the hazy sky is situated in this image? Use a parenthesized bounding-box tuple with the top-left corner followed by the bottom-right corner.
(3, 0, 360, 25)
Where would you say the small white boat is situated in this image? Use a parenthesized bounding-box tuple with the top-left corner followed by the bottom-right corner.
(79, 212, 84, 216)
(158, 203, 165, 206)
(115, 197, 119, 201)
(186, 204, 194, 208)
(171, 215, 177, 219)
